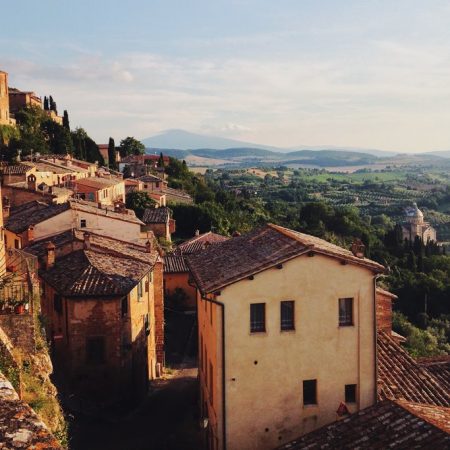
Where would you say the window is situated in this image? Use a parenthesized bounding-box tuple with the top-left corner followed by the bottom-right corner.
(137, 281, 143, 300)
(250, 303, 266, 333)
(14, 239, 20, 249)
(144, 314, 150, 336)
(345, 384, 357, 403)
(339, 298, 353, 326)
(303, 379, 317, 406)
(281, 301, 295, 330)
(54, 294, 62, 315)
(80, 219, 87, 228)
(86, 337, 105, 365)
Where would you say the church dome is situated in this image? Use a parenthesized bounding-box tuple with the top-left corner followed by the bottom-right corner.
(406, 203, 424, 222)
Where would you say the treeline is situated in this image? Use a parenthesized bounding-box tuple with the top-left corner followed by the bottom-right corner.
(0, 105, 146, 168)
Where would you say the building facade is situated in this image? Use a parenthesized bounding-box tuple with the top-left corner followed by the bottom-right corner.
(188, 224, 384, 450)
(0, 71, 11, 125)
(402, 203, 437, 243)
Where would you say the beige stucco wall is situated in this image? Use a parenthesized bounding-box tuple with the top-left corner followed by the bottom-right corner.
(29, 208, 141, 243)
(199, 252, 377, 450)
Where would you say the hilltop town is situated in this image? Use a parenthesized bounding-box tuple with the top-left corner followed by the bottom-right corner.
(0, 69, 449, 450)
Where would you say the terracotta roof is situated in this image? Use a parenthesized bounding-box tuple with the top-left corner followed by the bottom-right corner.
(0, 371, 62, 449)
(139, 174, 165, 183)
(6, 201, 70, 234)
(74, 176, 122, 189)
(162, 186, 192, 201)
(187, 224, 384, 295)
(142, 207, 170, 224)
(417, 356, 450, 393)
(28, 229, 158, 266)
(164, 254, 189, 273)
(175, 232, 229, 255)
(376, 287, 398, 299)
(69, 200, 144, 225)
(0, 163, 34, 175)
(377, 331, 450, 406)
(277, 399, 450, 450)
(40, 250, 147, 296)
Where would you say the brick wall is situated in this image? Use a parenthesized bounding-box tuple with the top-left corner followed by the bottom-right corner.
(0, 314, 36, 355)
(376, 289, 396, 333)
(153, 260, 165, 366)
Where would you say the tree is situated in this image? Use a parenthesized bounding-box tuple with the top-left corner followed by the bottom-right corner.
(108, 137, 116, 170)
(43, 96, 49, 111)
(49, 96, 57, 114)
(71, 127, 105, 165)
(125, 191, 157, 218)
(62, 110, 70, 131)
(158, 152, 165, 167)
(41, 119, 74, 154)
(119, 136, 145, 157)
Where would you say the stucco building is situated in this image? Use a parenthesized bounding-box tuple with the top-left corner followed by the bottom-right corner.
(188, 224, 385, 450)
(8, 87, 41, 114)
(142, 207, 175, 242)
(28, 230, 164, 403)
(0, 71, 12, 125)
(73, 176, 125, 205)
(401, 203, 437, 243)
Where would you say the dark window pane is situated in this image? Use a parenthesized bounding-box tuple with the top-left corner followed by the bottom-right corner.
(339, 298, 353, 326)
(86, 337, 105, 365)
(345, 384, 357, 403)
(80, 219, 87, 228)
(281, 301, 295, 330)
(250, 303, 265, 333)
(303, 379, 317, 405)
(54, 294, 62, 315)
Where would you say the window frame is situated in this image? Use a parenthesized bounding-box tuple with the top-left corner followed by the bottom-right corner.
(250, 302, 266, 333)
(303, 379, 317, 406)
(339, 297, 354, 327)
(280, 300, 295, 331)
(80, 219, 87, 228)
(345, 384, 357, 403)
(86, 336, 106, 365)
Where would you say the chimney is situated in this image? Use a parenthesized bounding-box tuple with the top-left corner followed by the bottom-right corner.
(351, 238, 365, 258)
(145, 240, 153, 253)
(45, 242, 56, 270)
(84, 232, 91, 250)
(195, 229, 200, 236)
(27, 225, 34, 244)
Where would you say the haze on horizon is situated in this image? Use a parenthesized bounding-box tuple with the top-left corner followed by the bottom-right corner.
(2, 0, 450, 153)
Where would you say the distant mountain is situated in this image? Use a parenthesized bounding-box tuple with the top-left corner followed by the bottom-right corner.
(426, 150, 450, 159)
(141, 129, 279, 151)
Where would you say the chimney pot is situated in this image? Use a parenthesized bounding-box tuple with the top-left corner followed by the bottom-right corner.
(195, 229, 200, 236)
(351, 238, 365, 258)
(145, 240, 153, 253)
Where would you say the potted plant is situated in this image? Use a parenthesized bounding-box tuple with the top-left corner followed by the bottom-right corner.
(11, 298, 27, 315)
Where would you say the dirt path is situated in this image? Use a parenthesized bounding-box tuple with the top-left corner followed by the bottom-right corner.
(68, 364, 202, 450)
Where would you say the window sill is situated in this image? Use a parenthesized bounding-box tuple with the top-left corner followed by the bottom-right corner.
(338, 324, 354, 327)
(303, 404, 318, 409)
(281, 328, 295, 333)
(250, 331, 267, 335)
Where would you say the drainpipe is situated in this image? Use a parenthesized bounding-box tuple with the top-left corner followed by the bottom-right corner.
(202, 293, 226, 450)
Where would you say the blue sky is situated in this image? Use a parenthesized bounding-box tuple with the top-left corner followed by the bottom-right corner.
(3, 1, 450, 151)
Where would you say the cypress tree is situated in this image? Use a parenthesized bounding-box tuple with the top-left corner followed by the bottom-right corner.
(49, 95, 57, 114)
(63, 110, 70, 131)
(158, 152, 165, 167)
(43, 96, 49, 111)
(108, 137, 116, 169)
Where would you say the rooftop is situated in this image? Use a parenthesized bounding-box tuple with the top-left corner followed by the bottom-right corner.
(139, 174, 166, 183)
(175, 231, 229, 255)
(377, 331, 450, 406)
(38, 232, 159, 297)
(74, 176, 123, 189)
(164, 254, 189, 273)
(6, 201, 70, 234)
(417, 356, 450, 393)
(0, 163, 34, 176)
(277, 399, 450, 450)
(187, 224, 384, 295)
(70, 200, 144, 225)
(142, 207, 170, 224)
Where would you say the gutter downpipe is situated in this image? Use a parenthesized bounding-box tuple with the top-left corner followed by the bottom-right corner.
(202, 293, 226, 450)
(373, 273, 382, 405)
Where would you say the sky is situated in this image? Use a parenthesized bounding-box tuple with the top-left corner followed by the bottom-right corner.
(3, 0, 450, 152)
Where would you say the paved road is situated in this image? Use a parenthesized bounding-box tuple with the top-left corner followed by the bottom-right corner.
(68, 364, 203, 450)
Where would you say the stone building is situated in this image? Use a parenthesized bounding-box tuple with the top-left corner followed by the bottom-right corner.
(401, 203, 437, 243)
(0, 70, 12, 125)
(28, 230, 164, 403)
(142, 207, 175, 242)
(8, 87, 41, 114)
(188, 224, 385, 450)
(73, 176, 125, 205)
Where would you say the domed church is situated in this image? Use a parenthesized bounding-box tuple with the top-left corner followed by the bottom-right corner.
(402, 203, 437, 242)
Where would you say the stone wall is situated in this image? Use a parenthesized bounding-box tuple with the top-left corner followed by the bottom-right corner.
(153, 260, 165, 366)
(0, 371, 61, 449)
(0, 314, 36, 355)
